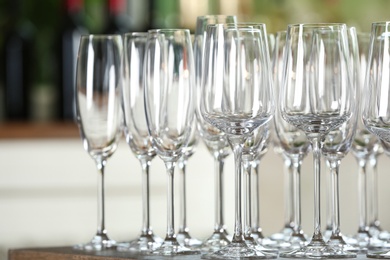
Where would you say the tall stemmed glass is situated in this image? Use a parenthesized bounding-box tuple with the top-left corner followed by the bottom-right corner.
(200, 23, 276, 259)
(194, 15, 237, 252)
(118, 32, 160, 253)
(348, 32, 385, 252)
(357, 32, 389, 242)
(279, 23, 355, 258)
(176, 117, 203, 248)
(362, 21, 390, 259)
(320, 27, 359, 258)
(242, 122, 278, 254)
(272, 30, 310, 251)
(144, 28, 199, 256)
(74, 34, 123, 251)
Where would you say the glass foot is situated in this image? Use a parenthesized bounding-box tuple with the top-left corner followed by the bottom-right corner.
(176, 230, 203, 248)
(251, 231, 279, 248)
(74, 233, 116, 251)
(245, 236, 279, 254)
(116, 233, 161, 253)
(201, 240, 277, 259)
(152, 237, 201, 256)
(327, 234, 359, 254)
(279, 237, 355, 259)
(367, 250, 390, 259)
(268, 226, 293, 243)
(201, 230, 231, 252)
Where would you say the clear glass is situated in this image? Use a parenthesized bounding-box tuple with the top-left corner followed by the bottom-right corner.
(319, 27, 359, 258)
(271, 30, 310, 251)
(200, 23, 276, 259)
(194, 15, 237, 253)
(117, 32, 161, 254)
(176, 118, 203, 248)
(279, 23, 355, 258)
(348, 31, 385, 253)
(74, 34, 123, 251)
(144, 29, 199, 256)
(362, 21, 390, 259)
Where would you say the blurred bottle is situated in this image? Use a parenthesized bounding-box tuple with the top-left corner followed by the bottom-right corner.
(103, 0, 131, 34)
(0, 0, 36, 121)
(55, 0, 88, 121)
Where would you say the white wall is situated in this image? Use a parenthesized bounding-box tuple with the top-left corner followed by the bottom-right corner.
(1, 137, 390, 259)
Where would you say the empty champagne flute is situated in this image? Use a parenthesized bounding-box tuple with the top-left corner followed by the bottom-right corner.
(176, 117, 203, 248)
(194, 15, 237, 252)
(320, 27, 359, 258)
(272, 30, 310, 251)
(74, 34, 123, 251)
(118, 32, 161, 253)
(200, 23, 275, 259)
(279, 23, 355, 258)
(195, 15, 236, 251)
(362, 21, 390, 259)
(144, 28, 199, 256)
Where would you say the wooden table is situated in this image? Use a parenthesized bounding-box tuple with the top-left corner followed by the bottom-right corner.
(8, 246, 377, 260)
(8, 246, 204, 260)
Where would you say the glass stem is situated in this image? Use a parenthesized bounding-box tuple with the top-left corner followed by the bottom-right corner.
(290, 155, 303, 236)
(96, 158, 107, 236)
(308, 135, 324, 242)
(251, 159, 261, 234)
(214, 154, 226, 232)
(228, 135, 245, 243)
(165, 161, 177, 240)
(178, 156, 188, 233)
(283, 155, 294, 229)
(327, 159, 341, 238)
(140, 157, 152, 236)
(357, 158, 369, 234)
(243, 158, 252, 239)
(368, 154, 380, 229)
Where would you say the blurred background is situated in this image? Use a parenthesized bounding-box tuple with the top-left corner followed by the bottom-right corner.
(2, 1, 390, 260)
(0, 0, 389, 123)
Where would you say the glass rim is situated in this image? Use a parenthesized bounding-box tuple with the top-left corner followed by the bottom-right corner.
(148, 28, 190, 34)
(371, 21, 390, 27)
(196, 14, 236, 20)
(80, 34, 122, 40)
(123, 32, 148, 37)
(287, 23, 347, 29)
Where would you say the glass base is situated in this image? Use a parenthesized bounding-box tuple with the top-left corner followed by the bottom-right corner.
(251, 231, 279, 248)
(116, 233, 161, 253)
(152, 237, 201, 256)
(74, 233, 116, 251)
(176, 230, 203, 248)
(245, 236, 279, 254)
(327, 234, 359, 254)
(367, 250, 390, 259)
(201, 240, 277, 259)
(279, 237, 356, 259)
(201, 230, 231, 253)
(268, 226, 293, 243)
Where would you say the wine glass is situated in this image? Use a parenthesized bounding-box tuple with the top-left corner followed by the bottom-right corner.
(200, 23, 276, 259)
(194, 15, 237, 252)
(362, 21, 390, 259)
(348, 31, 385, 252)
(279, 23, 355, 258)
(117, 32, 161, 254)
(74, 34, 123, 251)
(320, 27, 359, 258)
(176, 117, 203, 248)
(143, 28, 199, 256)
(356, 32, 389, 242)
(272, 30, 310, 251)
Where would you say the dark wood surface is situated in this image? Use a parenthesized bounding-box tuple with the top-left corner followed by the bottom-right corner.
(8, 246, 204, 260)
(0, 121, 79, 139)
(8, 246, 376, 260)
